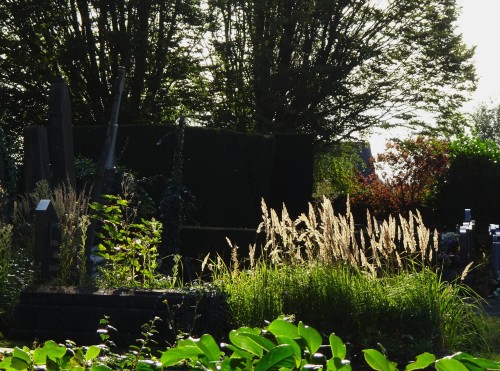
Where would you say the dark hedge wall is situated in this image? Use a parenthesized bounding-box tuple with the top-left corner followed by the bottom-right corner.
(68, 125, 313, 229)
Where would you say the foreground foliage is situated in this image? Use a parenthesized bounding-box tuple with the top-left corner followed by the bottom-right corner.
(1, 317, 499, 370)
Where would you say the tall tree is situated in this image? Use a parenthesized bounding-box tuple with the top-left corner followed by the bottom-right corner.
(204, 0, 476, 144)
(0, 0, 205, 135)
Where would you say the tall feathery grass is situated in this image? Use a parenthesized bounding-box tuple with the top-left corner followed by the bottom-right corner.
(51, 182, 91, 286)
(256, 196, 437, 275)
(209, 197, 489, 362)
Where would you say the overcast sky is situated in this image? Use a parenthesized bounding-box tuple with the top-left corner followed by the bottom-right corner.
(370, 0, 500, 154)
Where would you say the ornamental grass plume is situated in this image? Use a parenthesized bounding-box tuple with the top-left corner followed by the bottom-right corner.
(255, 196, 438, 276)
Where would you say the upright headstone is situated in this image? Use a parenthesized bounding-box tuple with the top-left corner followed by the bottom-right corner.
(464, 209, 472, 223)
(458, 209, 475, 268)
(489, 224, 500, 279)
(48, 77, 76, 189)
(91, 66, 126, 203)
(23, 126, 51, 193)
(35, 199, 59, 282)
(87, 67, 126, 274)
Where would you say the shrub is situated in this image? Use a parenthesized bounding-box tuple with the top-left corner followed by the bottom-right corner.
(352, 136, 449, 219)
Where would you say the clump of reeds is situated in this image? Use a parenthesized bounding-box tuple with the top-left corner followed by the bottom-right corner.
(255, 196, 438, 276)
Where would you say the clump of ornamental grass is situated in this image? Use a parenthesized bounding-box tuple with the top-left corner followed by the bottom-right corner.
(208, 197, 489, 362)
(51, 182, 92, 286)
(255, 196, 438, 275)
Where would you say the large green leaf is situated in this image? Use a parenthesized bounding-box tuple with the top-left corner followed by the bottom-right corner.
(363, 349, 398, 371)
(326, 357, 352, 371)
(329, 334, 346, 360)
(298, 321, 322, 355)
(237, 326, 262, 335)
(45, 356, 60, 370)
(0, 357, 22, 371)
(221, 343, 254, 360)
(267, 319, 299, 339)
(242, 333, 276, 352)
(229, 330, 264, 357)
(276, 336, 302, 367)
(12, 347, 31, 366)
(219, 357, 248, 371)
(451, 352, 500, 370)
(33, 348, 46, 365)
(254, 345, 295, 371)
(42, 340, 67, 360)
(71, 348, 85, 365)
(196, 334, 222, 362)
(405, 352, 435, 371)
(89, 364, 113, 371)
(85, 346, 101, 362)
(435, 358, 469, 371)
(160, 346, 203, 366)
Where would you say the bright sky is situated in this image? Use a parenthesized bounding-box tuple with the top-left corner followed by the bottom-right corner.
(457, 0, 500, 110)
(369, 0, 500, 155)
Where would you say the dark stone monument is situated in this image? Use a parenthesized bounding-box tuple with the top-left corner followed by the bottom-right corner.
(48, 77, 76, 189)
(91, 66, 126, 203)
(87, 67, 126, 273)
(458, 209, 474, 268)
(489, 224, 500, 279)
(34, 199, 59, 282)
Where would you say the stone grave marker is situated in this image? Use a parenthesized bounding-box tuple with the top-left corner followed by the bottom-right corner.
(489, 224, 500, 279)
(34, 199, 60, 282)
(458, 208, 475, 268)
(48, 77, 76, 189)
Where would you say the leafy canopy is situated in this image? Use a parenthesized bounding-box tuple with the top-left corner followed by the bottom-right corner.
(0, 0, 475, 146)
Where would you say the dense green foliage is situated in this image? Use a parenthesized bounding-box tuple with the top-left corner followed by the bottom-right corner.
(313, 143, 366, 199)
(161, 317, 498, 370)
(0, 128, 17, 221)
(0, 0, 475, 145)
(90, 194, 165, 288)
(205, 0, 475, 141)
